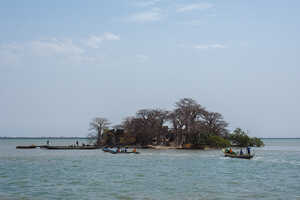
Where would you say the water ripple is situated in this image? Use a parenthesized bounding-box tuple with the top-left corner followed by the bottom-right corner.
(1, 139, 300, 199)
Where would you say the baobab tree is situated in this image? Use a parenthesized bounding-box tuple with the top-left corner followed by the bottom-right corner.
(201, 111, 229, 137)
(136, 109, 169, 145)
(122, 109, 169, 145)
(88, 117, 110, 146)
(169, 98, 206, 145)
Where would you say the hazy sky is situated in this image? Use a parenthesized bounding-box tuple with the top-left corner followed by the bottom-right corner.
(1, 0, 299, 138)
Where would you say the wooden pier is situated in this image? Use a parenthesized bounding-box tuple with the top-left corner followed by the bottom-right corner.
(16, 145, 101, 150)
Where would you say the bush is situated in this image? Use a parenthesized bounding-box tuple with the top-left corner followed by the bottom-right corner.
(119, 135, 136, 145)
(229, 128, 264, 147)
(206, 135, 231, 148)
(249, 137, 264, 147)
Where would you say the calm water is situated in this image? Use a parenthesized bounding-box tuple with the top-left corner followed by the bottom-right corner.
(0, 139, 300, 200)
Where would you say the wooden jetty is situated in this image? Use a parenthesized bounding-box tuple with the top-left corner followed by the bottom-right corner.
(44, 145, 101, 150)
(16, 145, 101, 150)
(16, 145, 37, 149)
(16, 145, 50, 149)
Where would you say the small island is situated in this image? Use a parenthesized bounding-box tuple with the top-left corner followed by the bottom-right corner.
(16, 98, 263, 150)
(88, 98, 264, 149)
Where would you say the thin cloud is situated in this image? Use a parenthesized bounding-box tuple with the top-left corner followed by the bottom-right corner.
(0, 34, 121, 66)
(179, 19, 204, 26)
(128, 9, 162, 22)
(176, 3, 213, 13)
(0, 43, 24, 65)
(0, 39, 86, 65)
(85, 33, 120, 49)
(133, 0, 160, 7)
(31, 39, 84, 56)
(136, 54, 149, 62)
(194, 44, 226, 49)
(29, 39, 99, 64)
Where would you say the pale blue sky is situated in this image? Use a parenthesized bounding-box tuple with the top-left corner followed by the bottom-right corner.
(1, 0, 300, 137)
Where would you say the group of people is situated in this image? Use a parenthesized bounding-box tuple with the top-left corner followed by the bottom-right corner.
(116, 147, 137, 153)
(117, 147, 128, 152)
(46, 140, 87, 147)
(225, 147, 251, 155)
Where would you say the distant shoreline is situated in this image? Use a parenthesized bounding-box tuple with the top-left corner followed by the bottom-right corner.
(0, 137, 88, 139)
(260, 138, 300, 139)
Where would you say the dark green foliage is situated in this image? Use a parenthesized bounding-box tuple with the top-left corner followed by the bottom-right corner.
(229, 128, 264, 147)
(229, 128, 250, 147)
(206, 135, 231, 148)
(186, 132, 230, 147)
(249, 137, 265, 147)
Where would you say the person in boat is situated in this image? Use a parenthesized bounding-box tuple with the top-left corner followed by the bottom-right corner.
(133, 148, 136, 153)
(76, 141, 79, 146)
(229, 148, 233, 154)
(247, 147, 251, 155)
(240, 149, 243, 155)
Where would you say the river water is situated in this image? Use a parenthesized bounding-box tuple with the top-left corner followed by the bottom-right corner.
(0, 138, 299, 200)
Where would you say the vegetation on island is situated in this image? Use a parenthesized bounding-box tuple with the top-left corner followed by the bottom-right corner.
(88, 98, 264, 149)
(229, 128, 264, 147)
